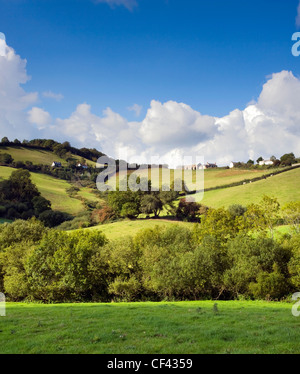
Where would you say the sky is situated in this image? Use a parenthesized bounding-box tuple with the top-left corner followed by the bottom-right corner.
(0, 0, 300, 167)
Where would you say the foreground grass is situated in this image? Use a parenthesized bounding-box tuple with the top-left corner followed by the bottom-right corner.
(83, 219, 194, 240)
(0, 301, 299, 354)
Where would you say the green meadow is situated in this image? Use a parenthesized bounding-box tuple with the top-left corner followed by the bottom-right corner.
(0, 145, 96, 167)
(1, 300, 299, 354)
(197, 167, 300, 208)
(0, 166, 92, 215)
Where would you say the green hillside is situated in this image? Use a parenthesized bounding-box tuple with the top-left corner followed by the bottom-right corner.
(80, 219, 194, 240)
(0, 145, 96, 167)
(113, 167, 281, 191)
(0, 166, 97, 215)
(196, 167, 300, 208)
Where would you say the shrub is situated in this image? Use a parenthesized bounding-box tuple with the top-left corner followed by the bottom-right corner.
(26, 230, 108, 301)
(38, 210, 72, 227)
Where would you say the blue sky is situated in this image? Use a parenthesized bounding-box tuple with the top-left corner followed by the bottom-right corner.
(0, 0, 300, 165)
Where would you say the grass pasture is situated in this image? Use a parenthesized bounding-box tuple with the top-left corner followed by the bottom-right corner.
(0, 145, 96, 167)
(1, 300, 299, 354)
(196, 167, 300, 208)
(0, 146, 68, 166)
(81, 219, 194, 240)
(0, 166, 90, 215)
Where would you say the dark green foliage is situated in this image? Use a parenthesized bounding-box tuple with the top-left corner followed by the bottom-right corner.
(32, 196, 51, 216)
(0, 198, 299, 303)
(26, 230, 108, 302)
(38, 210, 72, 228)
(0, 153, 13, 164)
(176, 198, 201, 222)
(140, 194, 163, 217)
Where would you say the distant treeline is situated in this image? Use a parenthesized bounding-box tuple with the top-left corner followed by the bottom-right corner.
(0, 136, 105, 162)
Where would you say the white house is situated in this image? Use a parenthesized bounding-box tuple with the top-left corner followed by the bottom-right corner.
(229, 162, 238, 169)
(51, 161, 62, 168)
(259, 159, 274, 166)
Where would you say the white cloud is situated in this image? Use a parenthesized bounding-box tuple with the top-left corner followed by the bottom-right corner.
(49, 70, 300, 168)
(0, 38, 300, 168)
(296, 1, 300, 28)
(42, 91, 64, 101)
(128, 103, 142, 117)
(94, 0, 137, 11)
(28, 107, 52, 129)
(0, 32, 6, 57)
(0, 38, 38, 140)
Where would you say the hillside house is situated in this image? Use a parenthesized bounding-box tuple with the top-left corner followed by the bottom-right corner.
(51, 161, 62, 168)
(259, 159, 274, 166)
(229, 162, 238, 169)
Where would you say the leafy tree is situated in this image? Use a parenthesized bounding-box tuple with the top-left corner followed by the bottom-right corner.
(280, 153, 296, 166)
(32, 196, 52, 216)
(176, 198, 201, 222)
(140, 194, 163, 217)
(26, 230, 108, 301)
(227, 204, 247, 218)
(256, 156, 263, 164)
(3, 169, 40, 203)
(1, 137, 9, 145)
(38, 210, 71, 228)
(0, 153, 13, 164)
(223, 234, 291, 298)
(282, 202, 300, 233)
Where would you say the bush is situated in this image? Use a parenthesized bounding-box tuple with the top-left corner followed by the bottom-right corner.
(26, 230, 108, 301)
(39, 210, 72, 227)
(108, 275, 141, 301)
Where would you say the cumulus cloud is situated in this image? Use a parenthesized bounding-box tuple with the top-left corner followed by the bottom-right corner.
(0, 38, 300, 168)
(46, 70, 300, 168)
(28, 107, 52, 129)
(128, 103, 142, 117)
(42, 91, 64, 101)
(0, 37, 38, 140)
(0, 32, 6, 57)
(94, 0, 137, 11)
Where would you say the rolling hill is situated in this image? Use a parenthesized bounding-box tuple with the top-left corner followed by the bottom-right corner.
(196, 167, 300, 208)
(0, 166, 99, 215)
(0, 145, 96, 167)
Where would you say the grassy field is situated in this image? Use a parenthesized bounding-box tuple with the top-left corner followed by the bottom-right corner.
(195, 167, 300, 208)
(0, 300, 299, 354)
(114, 167, 280, 191)
(0, 145, 96, 167)
(0, 166, 94, 215)
(81, 219, 194, 240)
(0, 146, 68, 166)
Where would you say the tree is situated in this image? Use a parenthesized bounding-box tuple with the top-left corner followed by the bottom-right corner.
(0, 153, 13, 164)
(0, 169, 40, 203)
(282, 202, 300, 233)
(1, 137, 9, 145)
(38, 210, 71, 228)
(140, 194, 163, 217)
(256, 156, 263, 164)
(26, 230, 108, 301)
(228, 204, 247, 218)
(280, 153, 296, 166)
(176, 198, 201, 222)
(32, 196, 52, 216)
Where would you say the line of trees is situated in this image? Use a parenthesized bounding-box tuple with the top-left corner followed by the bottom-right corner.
(0, 197, 299, 303)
